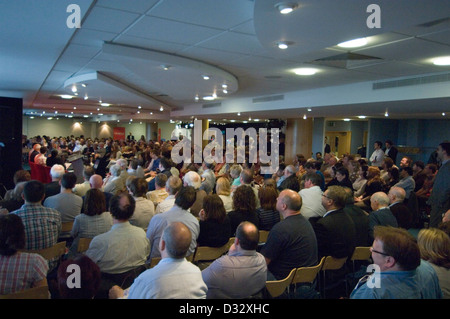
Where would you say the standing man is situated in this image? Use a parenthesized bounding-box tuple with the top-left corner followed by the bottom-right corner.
(370, 141, 385, 168)
(428, 142, 450, 228)
(299, 173, 326, 220)
(384, 139, 398, 165)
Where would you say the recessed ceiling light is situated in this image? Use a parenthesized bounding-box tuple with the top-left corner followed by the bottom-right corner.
(202, 75, 210, 80)
(358, 115, 366, 119)
(277, 42, 289, 49)
(160, 106, 164, 111)
(71, 85, 77, 93)
(275, 2, 298, 14)
(343, 118, 351, 121)
(433, 56, 450, 66)
(203, 96, 215, 101)
(307, 108, 312, 112)
(293, 68, 318, 76)
(338, 37, 368, 48)
(442, 112, 446, 116)
(60, 95, 73, 99)
(101, 103, 110, 107)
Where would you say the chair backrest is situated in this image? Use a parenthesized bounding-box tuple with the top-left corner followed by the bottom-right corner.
(0, 285, 49, 299)
(321, 256, 348, 271)
(265, 268, 296, 298)
(351, 247, 371, 262)
(259, 230, 269, 243)
(29, 161, 41, 181)
(193, 238, 234, 262)
(292, 256, 325, 285)
(61, 221, 74, 233)
(42, 166, 52, 183)
(26, 241, 67, 261)
(77, 238, 93, 253)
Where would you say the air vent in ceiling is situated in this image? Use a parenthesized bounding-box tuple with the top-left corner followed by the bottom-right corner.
(373, 73, 450, 90)
(253, 94, 284, 103)
(202, 102, 222, 108)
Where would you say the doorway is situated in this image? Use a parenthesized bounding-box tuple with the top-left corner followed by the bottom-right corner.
(325, 132, 352, 157)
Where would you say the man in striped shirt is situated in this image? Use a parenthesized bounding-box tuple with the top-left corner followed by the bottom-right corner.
(11, 180, 61, 270)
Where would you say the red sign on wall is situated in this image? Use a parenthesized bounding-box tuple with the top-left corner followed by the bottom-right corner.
(113, 127, 126, 141)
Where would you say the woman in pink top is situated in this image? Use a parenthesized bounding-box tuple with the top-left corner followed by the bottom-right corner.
(0, 214, 49, 295)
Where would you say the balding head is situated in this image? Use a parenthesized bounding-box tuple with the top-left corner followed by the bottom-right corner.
(183, 171, 201, 189)
(370, 191, 390, 211)
(276, 189, 302, 217)
(89, 174, 103, 189)
(388, 186, 406, 204)
(160, 222, 192, 259)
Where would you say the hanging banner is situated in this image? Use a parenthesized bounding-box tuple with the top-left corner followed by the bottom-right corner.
(113, 127, 126, 141)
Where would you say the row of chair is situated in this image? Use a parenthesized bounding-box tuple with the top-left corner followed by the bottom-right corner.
(265, 246, 372, 299)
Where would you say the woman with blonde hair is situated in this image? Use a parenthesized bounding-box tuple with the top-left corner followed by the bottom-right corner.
(215, 177, 233, 212)
(417, 228, 450, 299)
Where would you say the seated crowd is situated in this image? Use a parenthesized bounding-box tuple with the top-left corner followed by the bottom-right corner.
(0, 134, 449, 300)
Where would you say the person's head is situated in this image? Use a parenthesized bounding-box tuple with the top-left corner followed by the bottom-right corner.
(229, 164, 242, 179)
(385, 139, 394, 148)
(166, 176, 182, 195)
(335, 167, 349, 183)
(366, 166, 381, 180)
(235, 221, 259, 251)
(371, 226, 421, 271)
(128, 177, 148, 198)
(276, 189, 302, 217)
(424, 163, 438, 175)
(13, 169, 31, 185)
(382, 157, 394, 170)
(155, 173, 168, 190)
(412, 161, 424, 172)
(116, 159, 128, 171)
(374, 141, 382, 150)
(358, 164, 369, 179)
(370, 192, 390, 211)
(61, 172, 77, 190)
(50, 164, 65, 181)
(400, 166, 413, 178)
(437, 142, 450, 161)
(400, 156, 412, 168)
(387, 186, 406, 204)
(39, 146, 47, 155)
(22, 180, 45, 203)
(417, 228, 450, 268)
(239, 168, 254, 184)
(232, 185, 256, 213)
(182, 171, 201, 189)
(388, 166, 400, 181)
(160, 222, 192, 259)
(89, 174, 103, 189)
(159, 157, 172, 171)
(82, 166, 95, 181)
(284, 165, 296, 177)
(174, 185, 196, 210)
(57, 255, 101, 299)
(215, 177, 231, 196)
(201, 194, 226, 223)
(258, 185, 278, 211)
(0, 214, 25, 256)
(109, 193, 135, 221)
(343, 187, 355, 205)
(83, 189, 106, 216)
(321, 185, 346, 211)
(109, 164, 121, 177)
(316, 152, 322, 160)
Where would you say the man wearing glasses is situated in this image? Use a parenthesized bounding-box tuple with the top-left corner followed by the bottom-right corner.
(350, 226, 442, 299)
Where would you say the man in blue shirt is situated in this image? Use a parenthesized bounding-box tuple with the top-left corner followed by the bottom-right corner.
(350, 226, 442, 299)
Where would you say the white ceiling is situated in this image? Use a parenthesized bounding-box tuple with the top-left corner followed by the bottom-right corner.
(1, 0, 449, 123)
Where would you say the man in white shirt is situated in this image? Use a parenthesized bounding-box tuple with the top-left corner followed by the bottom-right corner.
(299, 173, 326, 219)
(370, 141, 385, 168)
(86, 193, 150, 298)
(155, 176, 182, 214)
(72, 166, 95, 197)
(109, 222, 207, 299)
(147, 186, 199, 259)
(127, 177, 155, 229)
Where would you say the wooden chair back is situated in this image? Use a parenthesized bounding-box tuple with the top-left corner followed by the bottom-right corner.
(292, 256, 325, 285)
(265, 268, 296, 298)
(0, 286, 49, 299)
(77, 238, 93, 253)
(26, 241, 66, 261)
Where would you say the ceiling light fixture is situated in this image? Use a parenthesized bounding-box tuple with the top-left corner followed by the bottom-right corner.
(160, 106, 164, 111)
(343, 118, 351, 122)
(203, 96, 215, 101)
(385, 109, 389, 117)
(101, 103, 110, 107)
(303, 114, 307, 120)
(358, 115, 366, 119)
(338, 37, 368, 48)
(71, 85, 77, 93)
(275, 2, 298, 14)
(432, 56, 450, 66)
(60, 95, 73, 99)
(277, 41, 293, 49)
(293, 68, 318, 76)
(84, 94, 88, 100)
(202, 75, 210, 80)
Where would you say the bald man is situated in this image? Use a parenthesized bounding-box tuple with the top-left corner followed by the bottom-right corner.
(260, 189, 318, 281)
(80, 174, 113, 212)
(110, 222, 207, 299)
(388, 186, 414, 229)
(369, 192, 398, 242)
